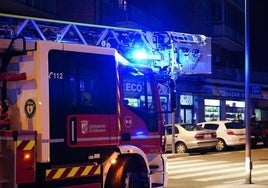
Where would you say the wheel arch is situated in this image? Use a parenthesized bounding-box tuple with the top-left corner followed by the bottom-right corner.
(103, 145, 150, 188)
(217, 137, 226, 143)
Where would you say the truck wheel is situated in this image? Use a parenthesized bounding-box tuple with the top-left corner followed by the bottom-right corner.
(215, 138, 226, 151)
(105, 157, 149, 188)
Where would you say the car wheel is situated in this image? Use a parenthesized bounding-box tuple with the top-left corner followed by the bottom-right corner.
(175, 142, 188, 153)
(215, 138, 226, 152)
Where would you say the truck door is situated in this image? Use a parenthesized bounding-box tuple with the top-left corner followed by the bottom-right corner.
(48, 49, 118, 163)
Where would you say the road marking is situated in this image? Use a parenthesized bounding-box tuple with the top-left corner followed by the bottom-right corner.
(167, 157, 268, 183)
(169, 163, 244, 179)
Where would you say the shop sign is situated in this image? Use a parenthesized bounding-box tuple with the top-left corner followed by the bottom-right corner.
(225, 90, 243, 98)
(210, 89, 262, 99)
(251, 85, 261, 94)
(225, 90, 262, 99)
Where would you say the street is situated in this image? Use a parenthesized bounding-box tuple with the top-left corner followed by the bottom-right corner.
(166, 147, 268, 188)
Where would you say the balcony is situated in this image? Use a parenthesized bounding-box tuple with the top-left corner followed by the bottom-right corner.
(212, 22, 244, 52)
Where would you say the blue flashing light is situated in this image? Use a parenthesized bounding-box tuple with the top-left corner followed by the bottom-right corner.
(135, 131, 144, 136)
(134, 130, 147, 138)
(131, 48, 148, 60)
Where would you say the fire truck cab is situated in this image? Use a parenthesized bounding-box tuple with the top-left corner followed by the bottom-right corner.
(0, 38, 167, 188)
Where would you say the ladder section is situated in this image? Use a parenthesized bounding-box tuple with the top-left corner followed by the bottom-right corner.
(0, 13, 145, 48)
(0, 13, 211, 76)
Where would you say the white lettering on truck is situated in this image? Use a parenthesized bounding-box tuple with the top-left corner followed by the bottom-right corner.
(125, 83, 142, 92)
(81, 120, 106, 134)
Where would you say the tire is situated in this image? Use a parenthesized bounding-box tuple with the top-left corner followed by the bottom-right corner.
(105, 157, 149, 188)
(215, 138, 227, 152)
(175, 142, 188, 153)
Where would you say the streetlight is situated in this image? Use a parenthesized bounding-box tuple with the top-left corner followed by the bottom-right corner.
(244, 0, 252, 184)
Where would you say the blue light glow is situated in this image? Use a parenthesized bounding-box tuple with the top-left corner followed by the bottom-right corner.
(132, 49, 148, 59)
(135, 130, 145, 136)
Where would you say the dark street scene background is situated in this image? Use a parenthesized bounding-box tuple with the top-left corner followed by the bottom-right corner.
(1, 0, 268, 122)
(1, 0, 268, 188)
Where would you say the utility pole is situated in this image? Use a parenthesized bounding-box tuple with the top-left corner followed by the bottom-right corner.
(245, 0, 252, 184)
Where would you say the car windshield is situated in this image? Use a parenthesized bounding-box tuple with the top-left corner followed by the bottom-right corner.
(225, 122, 245, 129)
(180, 124, 205, 131)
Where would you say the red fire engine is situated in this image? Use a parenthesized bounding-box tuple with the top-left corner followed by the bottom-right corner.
(0, 13, 211, 188)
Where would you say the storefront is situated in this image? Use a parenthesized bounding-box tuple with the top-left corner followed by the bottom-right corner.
(175, 77, 268, 123)
(204, 99, 220, 121)
(199, 85, 263, 123)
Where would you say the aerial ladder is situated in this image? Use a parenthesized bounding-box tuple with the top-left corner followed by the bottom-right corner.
(0, 13, 211, 77)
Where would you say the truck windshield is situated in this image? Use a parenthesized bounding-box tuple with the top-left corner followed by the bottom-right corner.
(122, 66, 159, 132)
(123, 67, 156, 112)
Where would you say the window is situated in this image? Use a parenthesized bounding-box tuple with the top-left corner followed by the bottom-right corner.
(123, 68, 155, 112)
(203, 124, 219, 130)
(225, 100, 244, 121)
(225, 122, 245, 129)
(211, 0, 223, 22)
(165, 126, 179, 135)
(122, 66, 159, 132)
(204, 99, 220, 121)
(49, 50, 117, 115)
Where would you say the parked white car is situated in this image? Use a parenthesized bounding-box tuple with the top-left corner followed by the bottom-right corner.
(197, 120, 246, 151)
(163, 123, 218, 154)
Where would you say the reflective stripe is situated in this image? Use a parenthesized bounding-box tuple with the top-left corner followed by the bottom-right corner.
(67, 167, 79, 177)
(42, 138, 64, 143)
(0, 136, 13, 140)
(42, 135, 159, 143)
(77, 136, 120, 142)
(17, 140, 35, 150)
(46, 165, 101, 181)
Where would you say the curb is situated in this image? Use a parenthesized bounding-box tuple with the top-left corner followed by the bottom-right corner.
(163, 153, 190, 159)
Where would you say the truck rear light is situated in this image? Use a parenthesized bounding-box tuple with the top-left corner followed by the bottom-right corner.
(23, 152, 31, 160)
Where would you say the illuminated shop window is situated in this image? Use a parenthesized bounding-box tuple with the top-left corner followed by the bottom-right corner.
(180, 95, 193, 105)
(226, 100, 245, 121)
(204, 99, 220, 122)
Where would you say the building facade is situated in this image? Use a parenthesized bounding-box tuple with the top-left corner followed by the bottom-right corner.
(1, 0, 268, 123)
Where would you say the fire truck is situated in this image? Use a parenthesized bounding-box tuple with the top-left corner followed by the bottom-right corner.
(0, 13, 211, 188)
